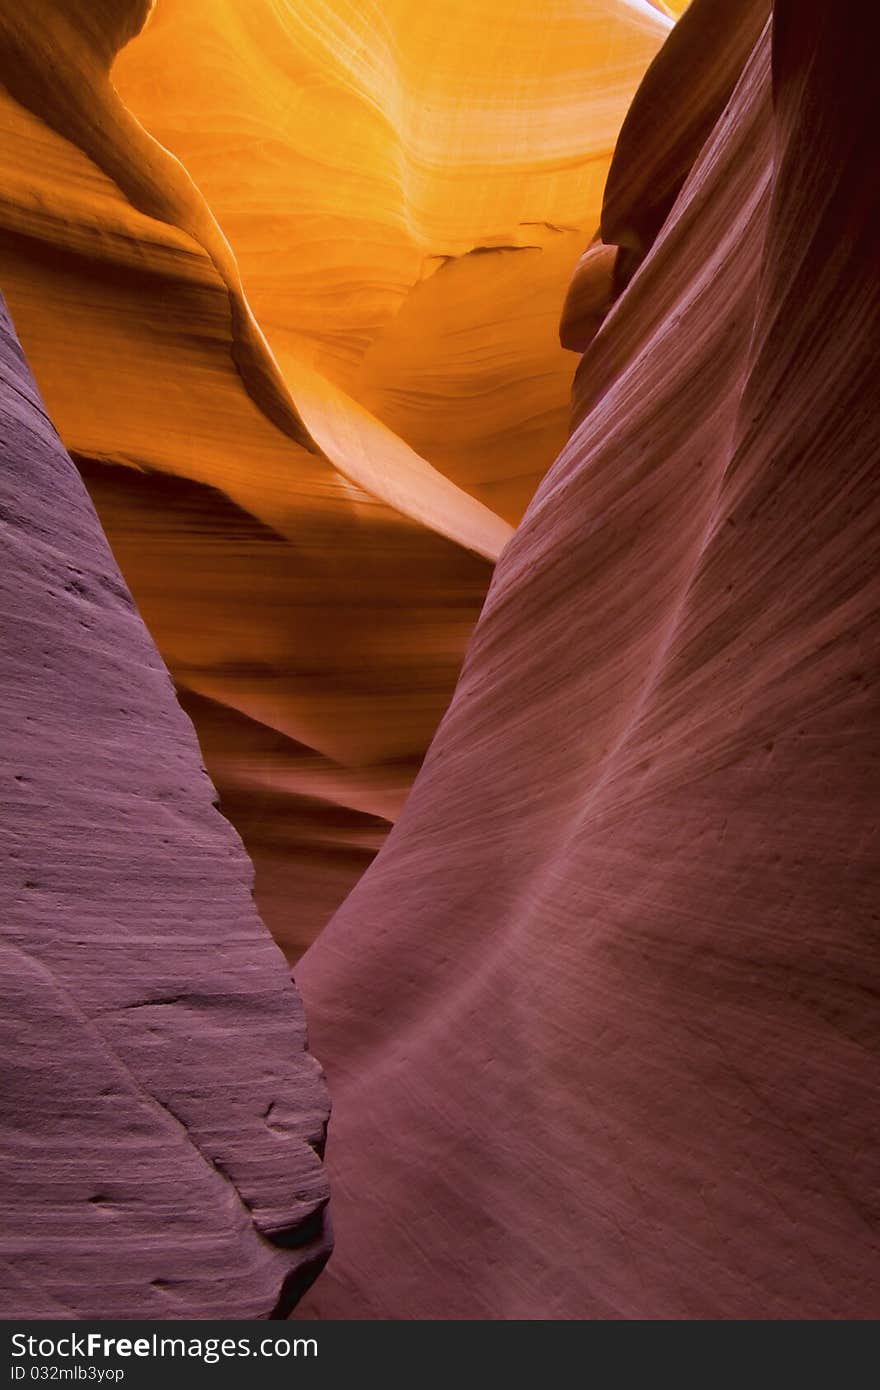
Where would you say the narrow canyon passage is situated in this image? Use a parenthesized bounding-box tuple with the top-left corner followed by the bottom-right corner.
(1, 0, 878, 1322)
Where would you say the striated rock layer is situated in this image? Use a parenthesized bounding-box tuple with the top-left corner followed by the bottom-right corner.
(0, 296, 329, 1319)
(0, 0, 669, 954)
(297, 0, 880, 1318)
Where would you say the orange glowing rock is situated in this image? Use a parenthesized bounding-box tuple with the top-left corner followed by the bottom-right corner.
(0, 0, 669, 951)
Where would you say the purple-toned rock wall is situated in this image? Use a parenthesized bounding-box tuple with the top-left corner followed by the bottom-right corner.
(296, 1, 880, 1319)
(0, 295, 330, 1318)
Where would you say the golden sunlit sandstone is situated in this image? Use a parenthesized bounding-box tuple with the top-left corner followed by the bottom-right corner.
(0, 0, 669, 952)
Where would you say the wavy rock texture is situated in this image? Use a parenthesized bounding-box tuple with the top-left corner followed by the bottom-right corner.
(297, 0, 880, 1319)
(0, 296, 329, 1318)
(0, 0, 669, 955)
(110, 0, 667, 519)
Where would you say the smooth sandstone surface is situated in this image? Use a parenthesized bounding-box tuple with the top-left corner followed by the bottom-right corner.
(296, 1, 880, 1318)
(111, 0, 667, 518)
(0, 296, 329, 1318)
(0, 0, 669, 954)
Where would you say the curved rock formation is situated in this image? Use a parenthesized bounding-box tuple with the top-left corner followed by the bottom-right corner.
(296, 0, 880, 1318)
(110, 0, 667, 518)
(601, 0, 769, 283)
(0, 0, 669, 953)
(0, 296, 329, 1318)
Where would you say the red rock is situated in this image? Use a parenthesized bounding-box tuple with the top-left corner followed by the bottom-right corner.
(601, 0, 771, 280)
(0, 296, 330, 1318)
(296, 1, 880, 1319)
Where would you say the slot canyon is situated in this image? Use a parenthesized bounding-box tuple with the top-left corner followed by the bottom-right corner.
(1, 0, 878, 1321)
